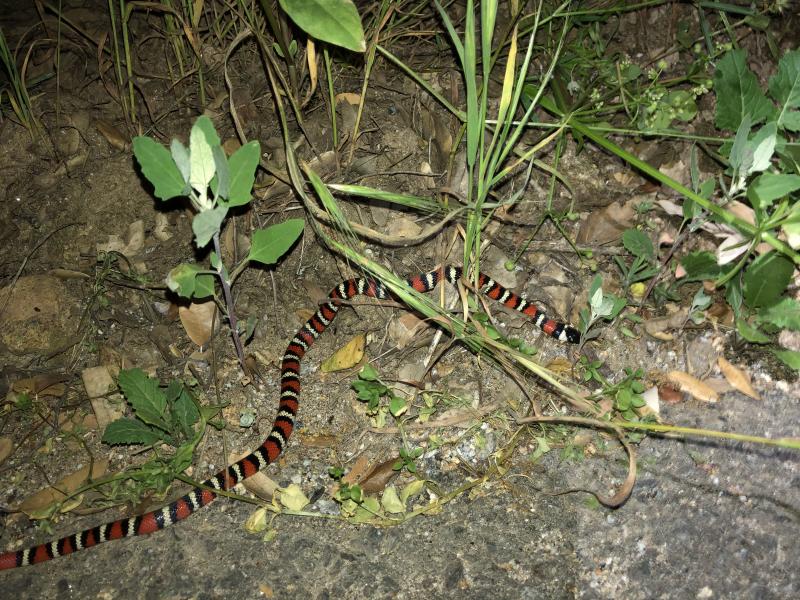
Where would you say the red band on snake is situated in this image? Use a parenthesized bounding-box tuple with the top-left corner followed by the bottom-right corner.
(0, 265, 579, 570)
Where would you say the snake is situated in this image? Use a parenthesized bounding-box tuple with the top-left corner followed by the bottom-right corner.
(0, 265, 580, 570)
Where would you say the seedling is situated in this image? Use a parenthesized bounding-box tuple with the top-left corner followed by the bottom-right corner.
(133, 116, 304, 371)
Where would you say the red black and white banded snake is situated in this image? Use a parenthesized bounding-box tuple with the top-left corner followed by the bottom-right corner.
(0, 265, 579, 570)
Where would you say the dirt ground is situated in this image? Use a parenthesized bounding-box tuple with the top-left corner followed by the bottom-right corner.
(1, 1, 798, 598)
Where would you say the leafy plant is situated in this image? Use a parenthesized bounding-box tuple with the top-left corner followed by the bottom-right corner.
(614, 229, 660, 292)
(579, 275, 626, 344)
(0, 26, 40, 135)
(133, 116, 304, 371)
(101, 368, 220, 503)
(677, 48, 800, 367)
(351, 364, 408, 427)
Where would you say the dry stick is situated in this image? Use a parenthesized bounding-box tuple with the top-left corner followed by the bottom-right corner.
(516, 415, 636, 508)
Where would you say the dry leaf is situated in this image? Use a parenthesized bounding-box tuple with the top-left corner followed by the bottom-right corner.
(341, 454, 371, 485)
(718, 357, 761, 400)
(321, 334, 365, 372)
(358, 457, 400, 494)
(229, 450, 278, 500)
(388, 313, 428, 349)
(0, 437, 13, 464)
(95, 119, 128, 150)
(12, 372, 69, 397)
(179, 300, 218, 347)
(667, 371, 719, 403)
(335, 92, 361, 105)
(19, 460, 108, 517)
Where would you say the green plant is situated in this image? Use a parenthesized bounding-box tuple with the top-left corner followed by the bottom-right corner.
(677, 48, 800, 367)
(614, 229, 660, 293)
(95, 368, 221, 508)
(0, 26, 40, 135)
(132, 116, 304, 371)
(351, 364, 408, 428)
(579, 275, 626, 344)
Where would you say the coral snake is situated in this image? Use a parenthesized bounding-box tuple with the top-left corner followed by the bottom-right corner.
(0, 265, 579, 570)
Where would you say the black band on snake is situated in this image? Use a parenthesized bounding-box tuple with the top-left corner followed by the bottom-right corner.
(0, 265, 579, 570)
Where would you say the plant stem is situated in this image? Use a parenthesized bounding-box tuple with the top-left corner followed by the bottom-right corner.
(213, 231, 246, 372)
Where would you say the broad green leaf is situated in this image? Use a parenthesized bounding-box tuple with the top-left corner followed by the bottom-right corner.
(749, 122, 777, 174)
(742, 252, 793, 308)
(279, 0, 365, 53)
(192, 205, 228, 248)
(102, 418, 163, 446)
(225, 140, 260, 207)
(735, 318, 771, 343)
(189, 117, 218, 199)
(748, 172, 800, 208)
(170, 139, 190, 184)
(713, 49, 774, 131)
(171, 441, 196, 472)
(118, 369, 169, 431)
(133, 136, 186, 200)
(248, 219, 304, 265)
(729, 113, 752, 173)
(757, 297, 800, 330)
(679, 251, 730, 283)
(769, 50, 800, 130)
(622, 229, 654, 259)
(211, 146, 230, 200)
(359, 364, 379, 381)
(172, 388, 200, 437)
(166, 263, 214, 299)
(772, 349, 800, 370)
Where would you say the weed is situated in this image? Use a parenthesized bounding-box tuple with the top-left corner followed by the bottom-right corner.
(133, 116, 304, 371)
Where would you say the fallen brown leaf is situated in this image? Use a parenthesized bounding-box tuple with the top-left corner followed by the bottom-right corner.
(321, 334, 365, 372)
(667, 371, 719, 403)
(179, 300, 218, 347)
(718, 357, 761, 400)
(19, 460, 108, 517)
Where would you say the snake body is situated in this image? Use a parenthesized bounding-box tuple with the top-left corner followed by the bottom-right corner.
(0, 265, 579, 570)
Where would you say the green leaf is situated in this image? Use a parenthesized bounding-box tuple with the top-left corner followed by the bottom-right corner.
(735, 318, 771, 343)
(133, 136, 187, 200)
(211, 145, 230, 200)
(757, 297, 800, 330)
(192, 205, 228, 249)
(622, 229, 654, 259)
(278, 0, 365, 53)
(749, 122, 777, 174)
(170, 139, 190, 184)
(225, 140, 260, 207)
(679, 251, 722, 282)
(772, 349, 800, 370)
(389, 395, 407, 417)
(102, 418, 164, 446)
(248, 219, 304, 265)
(729, 113, 752, 173)
(172, 388, 200, 437)
(743, 252, 793, 308)
(189, 117, 218, 197)
(713, 49, 774, 131)
(748, 172, 800, 209)
(118, 369, 169, 431)
(769, 50, 800, 130)
(171, 441, 196, 472)
(166, 263, 215, 299)
(359, 364, 379, 381)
